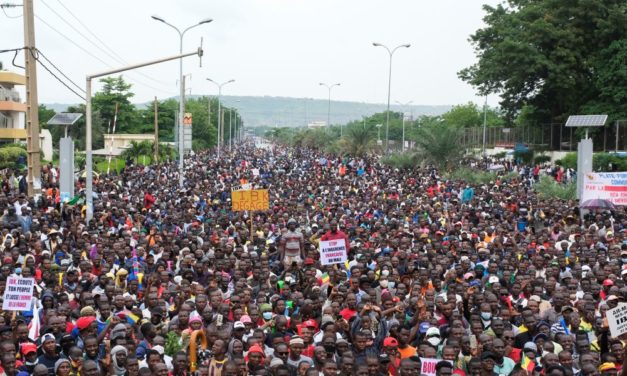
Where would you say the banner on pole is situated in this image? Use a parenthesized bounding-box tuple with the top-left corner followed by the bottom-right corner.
(320, 239, 348, 265)
(582, 172, 627, 205)
(231, 189, 269, 211)
(2, 277, 34, 311)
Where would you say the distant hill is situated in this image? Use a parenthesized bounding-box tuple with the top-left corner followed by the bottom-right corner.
(45, 96, 451, 128)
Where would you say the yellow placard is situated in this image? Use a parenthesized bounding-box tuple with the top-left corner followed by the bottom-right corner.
(231, 189, 269, 211)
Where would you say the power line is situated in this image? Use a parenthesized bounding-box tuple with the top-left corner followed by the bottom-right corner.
(0, 2, 22, 18)
(34, 48, 85, 94)
(28, 48, 85, 101)
(44, 0, 174, 89)
(33, 13, 174, 96)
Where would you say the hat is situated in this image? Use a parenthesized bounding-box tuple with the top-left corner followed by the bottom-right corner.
(599, 363, 618, 372)
(603, 279, 614, 287)
(303, 258, 315, 266)
(523, 342, 537, 353)
(529, 295, 542, 303)
(80, 306, 96, 316)
(560, 271, 573, 280)
(426, 327, 440, 337)
(469, 280, 481, 288)
(383, 337, 399, 347)
(379, 353, 391, 363)
(607, 295, 619, 301)
(463, 272, 474, 280)
(303, 319, 317, 329)
(41, 333, 56, 344)
(240, 315, 252, 324)
(321, 315, 334, 327)
(419, 322, 431, 334)
(21, 342, 37, 355)
(289, 336, 304, 346)
(234, 321, 245, 330)
(270, 357, 284, 368)
(561, 306, 574, 314)
(76, 316, 96, 330)
(488, 276, 499, 284)
(54, 359, 70, 374)
(153, 345, 165, 355)
(481, 351, 498, 361)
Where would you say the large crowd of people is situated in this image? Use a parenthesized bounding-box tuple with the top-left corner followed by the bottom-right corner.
(0, 139, 624, 376)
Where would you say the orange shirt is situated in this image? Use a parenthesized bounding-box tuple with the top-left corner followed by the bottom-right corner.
(398, 345, 417, 359)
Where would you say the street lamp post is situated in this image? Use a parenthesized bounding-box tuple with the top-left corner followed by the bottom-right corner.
(482, 95, 488, 156)
(376, 124, 383, 144)
(395, 100, 413, 152)
(319, 82, 340, 134)
(373, 42, 410, 154)
(152, 15, 212, 187)
(206, 78, 235, 158)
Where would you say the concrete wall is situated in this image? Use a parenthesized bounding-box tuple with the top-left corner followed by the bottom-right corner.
(472, 147, 572, 163)
(103, 134, 155, 149)
(40, 129, 53, 161)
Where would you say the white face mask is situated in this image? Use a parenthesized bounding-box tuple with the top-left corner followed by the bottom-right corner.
(427, 337, 441, 346)
(388, 281, 396, 289)
(382, 270, 390, 277)
(379, 280, 388, 289)
(481, 312, 492, 321)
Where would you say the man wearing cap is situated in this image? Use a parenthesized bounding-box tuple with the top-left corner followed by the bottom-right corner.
(17, 342, 39, 375)
(37, 333, 65, 375)
(287, 336, 312, 368)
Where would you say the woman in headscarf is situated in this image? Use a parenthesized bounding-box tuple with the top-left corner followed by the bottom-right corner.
(54, 358, 71, 376)
(228, 338, 244, 359)
(110, 345, 128, 376)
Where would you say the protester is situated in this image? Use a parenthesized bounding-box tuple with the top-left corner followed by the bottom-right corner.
(0, 139, 623, 376)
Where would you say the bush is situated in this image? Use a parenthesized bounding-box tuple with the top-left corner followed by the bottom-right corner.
(381, 153, 417, 170)
(593, 153, 627, 172)
(534, 155, 551, 164)
(556, 152, 626, 172)
(534, 176, 576, 200)
(556, 153, 577, 169)
(513, 149, 534, 164)
(445, 167, 498, 185)
(493, 152, 507, 159)
(0, 146, 27, 169)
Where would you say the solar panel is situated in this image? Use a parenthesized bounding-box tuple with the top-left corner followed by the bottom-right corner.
(565, 115, 607, 127)
(47, 113, 83, 126)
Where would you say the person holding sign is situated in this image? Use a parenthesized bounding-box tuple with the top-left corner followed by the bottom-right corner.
(279, 218, 305, 268)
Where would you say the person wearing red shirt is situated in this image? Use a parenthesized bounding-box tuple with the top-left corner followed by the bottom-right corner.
(320, 220, 350, 254)
(339, 293, 358, 321)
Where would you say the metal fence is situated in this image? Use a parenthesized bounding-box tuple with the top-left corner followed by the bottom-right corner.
(460, 122, 627, 152)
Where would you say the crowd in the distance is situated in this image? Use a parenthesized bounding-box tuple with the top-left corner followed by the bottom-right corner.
(0, 139, 624, 376)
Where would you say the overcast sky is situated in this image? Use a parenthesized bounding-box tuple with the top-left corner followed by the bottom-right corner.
(2, 0, 501, 107)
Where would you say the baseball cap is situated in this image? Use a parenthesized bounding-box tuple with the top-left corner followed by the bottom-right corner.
(41, 333, 56, 344)
(234, 321, 245, 330)
(524, 342, 537, 353)
(76, 316, 96, 331)
(303, 319, 317, 329)
(426, 327, 440, 337)
(21, 342, 37, 355)
(603, 279, 614, 287)
(240, 315, 252, 324)
(303, 258, 315, 266)
(481, 351, 498, 361)
(383, 337, 399, 347)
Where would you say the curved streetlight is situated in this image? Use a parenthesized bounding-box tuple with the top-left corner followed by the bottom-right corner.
(207, 78, 235, 157)
(395, 100, 413, 152)
(319, 82, 341, 135)
(373, 42, 410, 154)
(152, 15, 213, 187)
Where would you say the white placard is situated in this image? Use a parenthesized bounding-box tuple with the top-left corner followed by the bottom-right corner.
(607, 303, 627, 338)
(582, 172, 627, 205)
(320, 239, 347, 266)
(420, 358, 452, 376)
(252, 168, 260, 177)
(2, 277, 34, 311)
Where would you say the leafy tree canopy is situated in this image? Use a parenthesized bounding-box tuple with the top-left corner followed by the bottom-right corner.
(459, 0, 627, 125)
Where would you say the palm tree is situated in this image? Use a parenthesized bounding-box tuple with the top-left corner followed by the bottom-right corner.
(339, 125, 376, 157)
(122, 141, 151, 165)
(413, 126, 465, 170)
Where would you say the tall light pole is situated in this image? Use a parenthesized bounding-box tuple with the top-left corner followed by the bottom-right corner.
(207, 78, 235, 158)
(395, 100, 413, 152)
(152, 15, 212, 187)
(319, 82, 340, 134)
(373, 42, 410, 154)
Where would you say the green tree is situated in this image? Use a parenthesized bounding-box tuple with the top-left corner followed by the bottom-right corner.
(38, 105, 56, 129)
(50, 104, 105, 151)
(413, 126, 465, 170)
(122, 141, 151, 164)
(92, 76, 140, 134)
(339, 124, 376, 157)
(459, 0, 627, 125)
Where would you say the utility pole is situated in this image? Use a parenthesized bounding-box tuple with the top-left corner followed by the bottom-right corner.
(23, 0, 41, 196)
(154, 97, 158, 163)
(220, 109, 225, 153)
